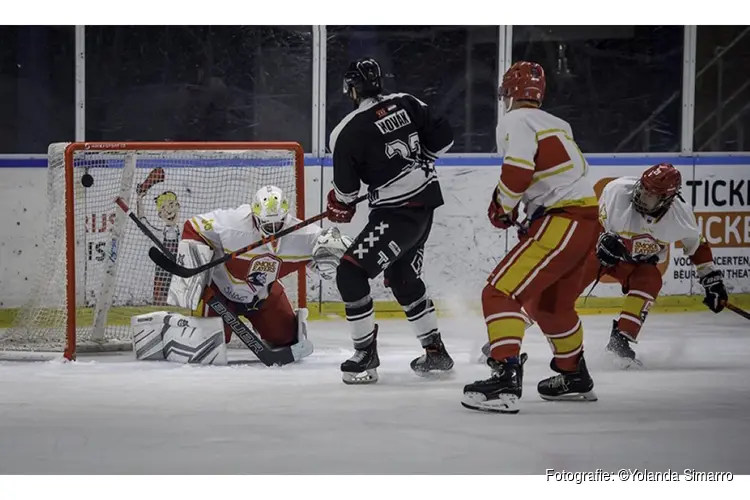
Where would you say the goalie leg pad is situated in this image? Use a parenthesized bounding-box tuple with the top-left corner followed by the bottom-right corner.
(167, 239, 214, 310)
(131, 311, 228, 365)
(291, 308, 314, 361)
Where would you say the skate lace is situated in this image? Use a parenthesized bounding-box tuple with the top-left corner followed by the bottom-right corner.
(350, 349, 368, 363)
(548, 374, 569, 390)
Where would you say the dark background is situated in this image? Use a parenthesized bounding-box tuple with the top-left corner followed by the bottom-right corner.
(1, 25, 747, 154)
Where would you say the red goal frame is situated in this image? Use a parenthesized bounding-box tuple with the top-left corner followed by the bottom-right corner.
(62, 141, 306, 360)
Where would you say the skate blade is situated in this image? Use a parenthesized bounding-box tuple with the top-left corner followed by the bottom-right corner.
(412, 367, 455, 380)
(342, 369, 379, 385)
(461, 392, 519, 414)
(539, 390, 598, 402)
(607, 350, 643, 370)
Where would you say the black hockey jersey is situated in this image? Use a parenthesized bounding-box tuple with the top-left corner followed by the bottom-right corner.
(329, 93, 454, 209)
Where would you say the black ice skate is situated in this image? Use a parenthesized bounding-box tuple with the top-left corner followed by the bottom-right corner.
(537, 354, 598, 402)
(605, 320, 642, 369)
(461, 353, 528, 414)
(341, 326, 380, 385)
(410, 337, 454, 377)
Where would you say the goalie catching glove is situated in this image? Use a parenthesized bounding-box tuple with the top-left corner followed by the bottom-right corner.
(310, 226, 353, 280)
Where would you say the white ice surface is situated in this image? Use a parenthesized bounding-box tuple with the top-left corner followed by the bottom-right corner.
(1, 311, 749, 474)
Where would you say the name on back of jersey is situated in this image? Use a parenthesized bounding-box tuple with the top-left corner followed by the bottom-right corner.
(374, 108, 411, 135)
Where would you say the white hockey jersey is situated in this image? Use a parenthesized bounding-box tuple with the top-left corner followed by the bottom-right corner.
(183, 205, 322, 304)
(495, 107, 596, 217)
(598, 177, 713, 270)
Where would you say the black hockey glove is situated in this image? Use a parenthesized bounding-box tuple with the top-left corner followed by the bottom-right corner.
(699, 270, 728, 313)
(595, 232, 629, 267)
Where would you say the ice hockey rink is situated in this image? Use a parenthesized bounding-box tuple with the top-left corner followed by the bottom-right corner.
(1, 310, 748, 474)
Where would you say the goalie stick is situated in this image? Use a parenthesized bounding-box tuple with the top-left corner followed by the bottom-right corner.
(115, 197, 305, 366)
(146, 193, 369, 278)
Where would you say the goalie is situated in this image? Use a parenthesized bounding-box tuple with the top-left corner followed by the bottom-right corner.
(151, 185, 352, 364)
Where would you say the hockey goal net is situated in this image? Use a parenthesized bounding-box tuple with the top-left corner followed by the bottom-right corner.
(2, 142, 306, 360)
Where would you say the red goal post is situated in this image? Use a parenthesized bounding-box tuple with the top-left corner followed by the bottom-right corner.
(3, 141, 307, 361)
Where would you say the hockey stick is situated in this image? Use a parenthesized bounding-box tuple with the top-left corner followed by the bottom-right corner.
(147, 193, 369, 278)
(115, 196, 303, 367)
(205, 296, 299, 367)
(115, 197, 175, 259)
(726, 302, 750, 321)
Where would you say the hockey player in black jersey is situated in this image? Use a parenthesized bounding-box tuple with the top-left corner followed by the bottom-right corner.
(326, 57, 455, 385)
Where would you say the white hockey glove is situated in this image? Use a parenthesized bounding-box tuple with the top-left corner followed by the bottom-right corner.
(167, 239, 215, 309)
(310, 227, 353, 280)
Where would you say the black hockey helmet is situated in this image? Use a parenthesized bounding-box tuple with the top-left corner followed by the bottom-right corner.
(343, 58, 383, 102)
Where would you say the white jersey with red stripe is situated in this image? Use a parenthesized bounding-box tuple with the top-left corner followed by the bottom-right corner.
(184, 205, 322, 304)
(598, 177, 712, 270)
(494, 107, 596, 217)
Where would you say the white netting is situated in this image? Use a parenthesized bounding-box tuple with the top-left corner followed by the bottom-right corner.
(2, 142, 304, 357)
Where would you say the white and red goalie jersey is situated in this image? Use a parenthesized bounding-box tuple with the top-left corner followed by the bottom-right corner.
(167, 205, 324, 310)
(598, 177, 715, 271)
(494, 107, 596, 218)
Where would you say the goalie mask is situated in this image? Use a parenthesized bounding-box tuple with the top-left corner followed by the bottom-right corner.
(632, 163, 682, 218)
(252, 185, 290, 237)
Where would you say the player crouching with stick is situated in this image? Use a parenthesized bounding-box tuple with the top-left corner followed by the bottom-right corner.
(578, 163, 729, 368)
(132, 185, 352, 366)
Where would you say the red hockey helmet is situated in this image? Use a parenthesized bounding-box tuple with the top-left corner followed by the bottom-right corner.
(499, 61, 546, 112)
(632, 163, 682, 217)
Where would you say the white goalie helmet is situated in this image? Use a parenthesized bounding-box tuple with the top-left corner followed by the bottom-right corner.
(312, 227, 353, 280)
(252, 185, 290, 236)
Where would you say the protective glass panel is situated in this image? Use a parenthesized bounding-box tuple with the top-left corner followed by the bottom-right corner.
(694, 26, 750, 152)
(512, 26, 683, 153)
(326, 26, 499, 153)
(0, 26, 75, 153)
(85, 26, 313, 151)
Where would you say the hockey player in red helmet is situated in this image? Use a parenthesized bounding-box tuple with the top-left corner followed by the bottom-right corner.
(578, 163, 729, 368)
(462, 61, 601, 413)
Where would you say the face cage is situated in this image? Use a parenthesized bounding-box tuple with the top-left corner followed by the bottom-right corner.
(632, 182, 676, 217)
(253, 215, 284, 236)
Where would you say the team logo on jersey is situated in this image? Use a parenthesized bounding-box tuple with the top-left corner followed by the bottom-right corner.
(374, 109, 412, 135)
(630, 234, 661, 258)
(245, 254, 281, 293)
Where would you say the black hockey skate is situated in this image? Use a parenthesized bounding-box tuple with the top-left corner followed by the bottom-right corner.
(461, 353, 528, 414)
(410, 337, 454, 377)
(537, 354, 598, 402)
(341, 326, 380, 385)
(605, 320, 642, 369)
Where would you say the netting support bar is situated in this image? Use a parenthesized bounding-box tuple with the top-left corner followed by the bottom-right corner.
(681, 26, 697, 154)
(75, 26, 85, 142)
